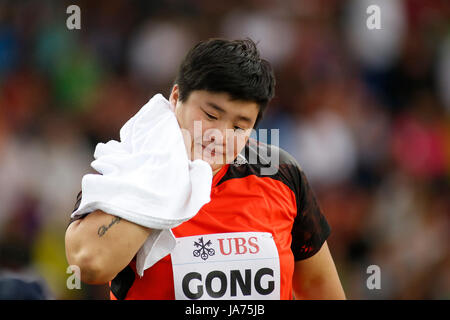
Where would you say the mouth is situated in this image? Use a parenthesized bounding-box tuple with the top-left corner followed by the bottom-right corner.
(201, 144, 222, 157)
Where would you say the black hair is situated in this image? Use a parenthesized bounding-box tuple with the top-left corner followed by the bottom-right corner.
(174, 38, 276, 128)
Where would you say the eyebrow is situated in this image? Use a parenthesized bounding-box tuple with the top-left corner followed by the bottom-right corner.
(206, 102, 253, 124)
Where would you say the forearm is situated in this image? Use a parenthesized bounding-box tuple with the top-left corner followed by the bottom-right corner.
(293, 273, 346, 300)
(292, 242, 346, 300)
(65, 210, 153, 284)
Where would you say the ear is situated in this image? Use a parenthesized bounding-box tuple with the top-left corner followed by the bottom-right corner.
(169, 84, 179, 112)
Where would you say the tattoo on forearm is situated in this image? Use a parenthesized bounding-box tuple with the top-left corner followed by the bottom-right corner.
(98, 216, 121, 237)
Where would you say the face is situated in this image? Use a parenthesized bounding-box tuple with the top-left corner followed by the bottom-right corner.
(169, 85, 259, 174)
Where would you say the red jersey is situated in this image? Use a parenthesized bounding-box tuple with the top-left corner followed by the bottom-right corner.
(71, 138, 331, 300)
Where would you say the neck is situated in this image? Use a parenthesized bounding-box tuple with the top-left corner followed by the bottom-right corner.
(213, 167, 222, 176)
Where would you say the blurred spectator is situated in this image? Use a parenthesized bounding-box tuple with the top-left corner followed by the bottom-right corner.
(436, 36, 450, 113)
(221, 7, 298, 68)
(128, 20, 195, 86)
(344, 0, 406, 71)
(0, 276, 50, 300)
(291, 109, 358, 186)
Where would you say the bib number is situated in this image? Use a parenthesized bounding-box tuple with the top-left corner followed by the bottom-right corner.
(171, 232, 281, 300)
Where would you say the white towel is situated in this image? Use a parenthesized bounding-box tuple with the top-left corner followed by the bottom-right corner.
(71, 94, 213, 277)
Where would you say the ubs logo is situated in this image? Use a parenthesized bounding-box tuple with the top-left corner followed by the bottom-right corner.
(193, 237, 215, 260)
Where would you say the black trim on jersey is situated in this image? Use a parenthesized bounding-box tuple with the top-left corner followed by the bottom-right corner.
(110, 266, 136, 300)
(217, 138, 298, 193)
(67, 191, 88, 227)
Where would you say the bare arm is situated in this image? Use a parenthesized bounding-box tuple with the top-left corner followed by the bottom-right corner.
(292, 241, 346, 300)
(65, 210, 152, 284)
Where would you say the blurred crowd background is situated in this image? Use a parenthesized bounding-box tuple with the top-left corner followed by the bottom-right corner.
(0, 0, 449, 299)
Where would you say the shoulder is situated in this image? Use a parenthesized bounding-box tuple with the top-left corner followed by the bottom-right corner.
(245, 137, 300, 168)
(219, 138, 304, 194)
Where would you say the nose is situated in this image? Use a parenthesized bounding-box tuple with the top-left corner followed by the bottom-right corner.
(203, 127, 225, 145)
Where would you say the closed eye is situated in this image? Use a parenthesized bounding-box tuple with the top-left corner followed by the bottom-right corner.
(204, 110, 245, 131)
(204, 111, 218, 120)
